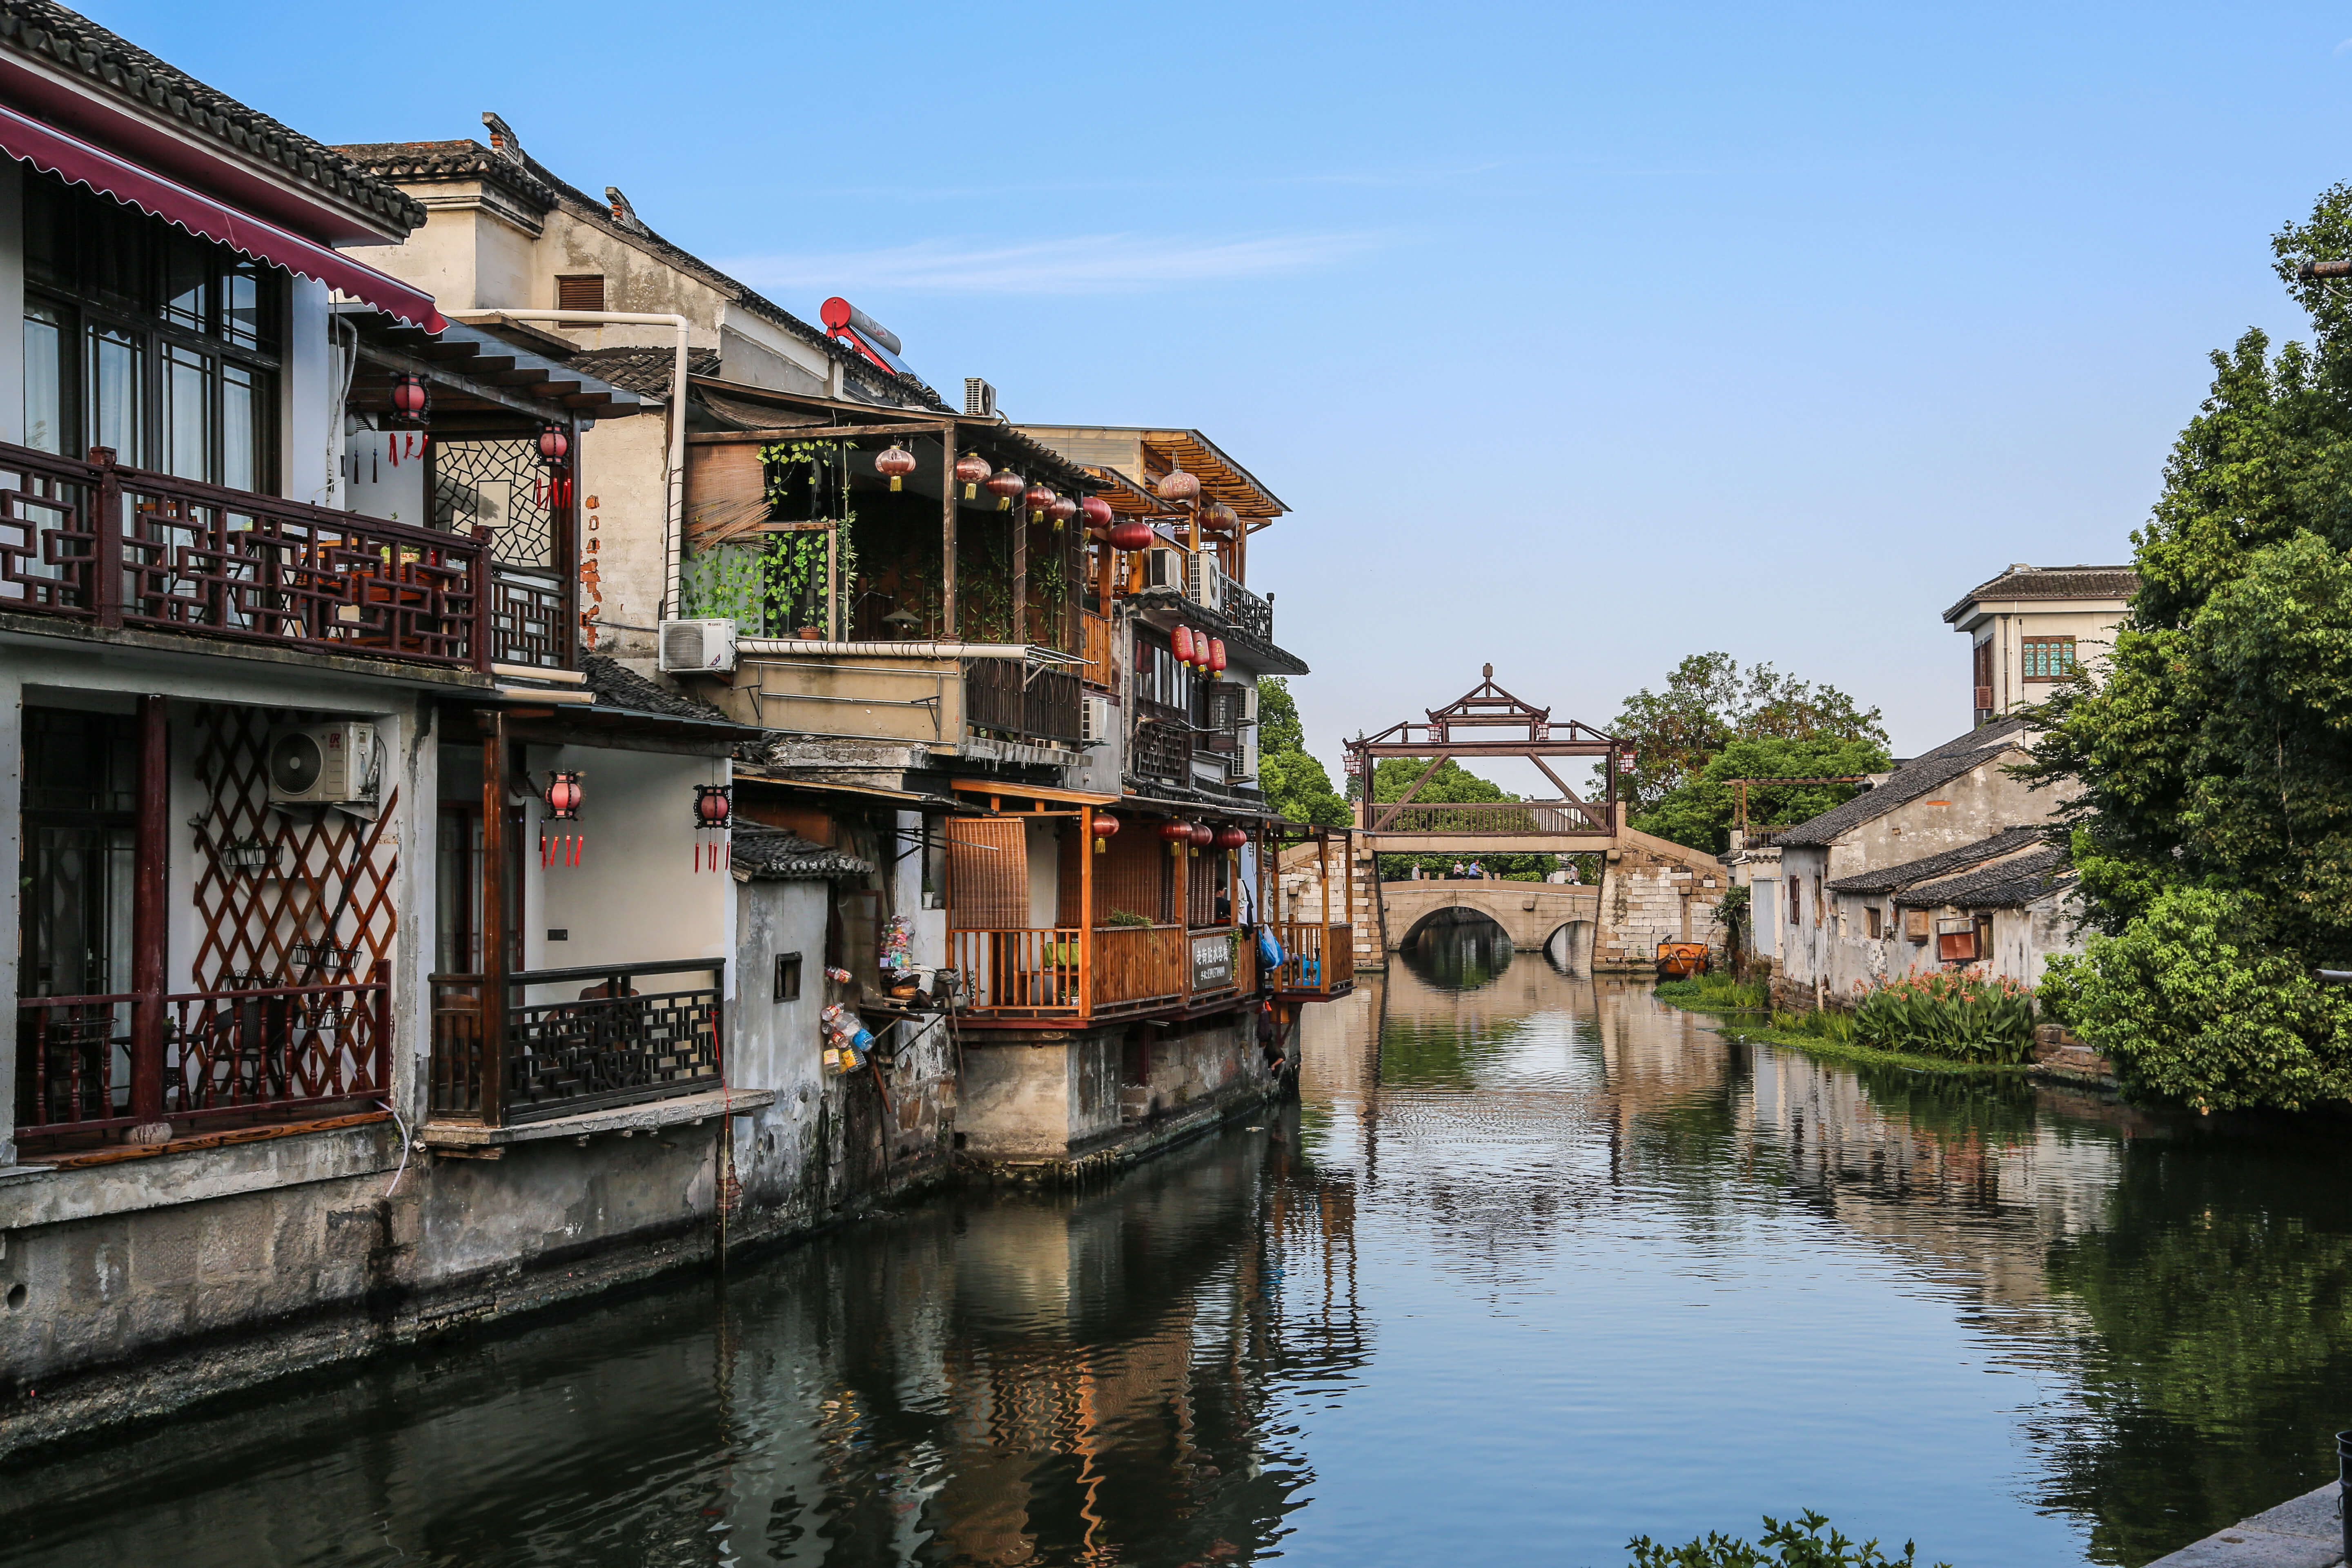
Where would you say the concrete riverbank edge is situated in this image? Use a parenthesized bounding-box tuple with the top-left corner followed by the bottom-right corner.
(2148, 1482, 2341, 1566)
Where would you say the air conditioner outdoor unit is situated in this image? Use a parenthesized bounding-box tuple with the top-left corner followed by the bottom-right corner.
(267, 722, 379, 807)
(1237, 728, 1259, 782)
(1080, 693, 1116, 746)
(1185, 552, 1221, 614)
(1240, 684, 1259, 725)
(659, 618, 739, 674)
(1145, 547, 1183, 593)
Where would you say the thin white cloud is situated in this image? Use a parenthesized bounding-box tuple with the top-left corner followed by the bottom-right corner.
(717, 231, 1380, 295)
(2336, 34, 2352, 53)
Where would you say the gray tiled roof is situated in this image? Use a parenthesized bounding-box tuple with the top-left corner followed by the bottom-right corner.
(1893, 847, 2074, 910)
(1773, 719, 2031, 849)
(1, 1, 428, 232)
(730, 829, 874, 882)
(581, 655, 732, 722)
(1826, 826, 2051, 895)
(1942, 565, 2138, 624)
(568, 347, 723, 401)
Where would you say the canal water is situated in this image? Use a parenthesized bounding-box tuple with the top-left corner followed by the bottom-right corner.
(9, 918, 2352, 1567)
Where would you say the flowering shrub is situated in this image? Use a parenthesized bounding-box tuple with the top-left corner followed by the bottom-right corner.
(1850, 969, 2036, 1063)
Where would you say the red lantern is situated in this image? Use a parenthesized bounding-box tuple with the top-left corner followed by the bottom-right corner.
(537, 423, 570, 466)
(1214, 824, 1247, 851)
(693, 784, 733, 874)
(1107, 519, 1153, 552)
(1207, 637, 1227, 676)
(1172, 625, 1195, 666)
(1049, 495, 1078, 530)
(1157, 467, 1200, 503)
(876, 443, 917, 491)
(955, 452, 992, 500)
(546, 771, 584, 819)
(1024, 483, 1056, 522)
(390, 374, 429, 423)
(986, 470, 1025, 510)
(1091, 812, 1120, 853)
(1190, 822, 1215, 851)
(1204, 502, 1238, 536)
(1080, 496, 1114, 535)
(1160, 819, 1194, 856)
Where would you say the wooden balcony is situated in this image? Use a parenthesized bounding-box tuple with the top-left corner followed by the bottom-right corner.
(14, 968, 393, 1150)
(710, 646, 1084, 753)
(1273, 922, 1355, 998)
(948, 922, 1255, 1022)
(0, 439, 570, 671)
(428, 958, 725, 1127)
(1079, 610, 1116, 690)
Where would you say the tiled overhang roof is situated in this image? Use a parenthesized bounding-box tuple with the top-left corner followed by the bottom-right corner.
(1827, 826, 2049, 895)
(1893, 846, 2074, 910)
(1773, 719, 2030, 848)
(730, 829, 875, 882)
(0, 1, 426, 232)
(1943, 566, 2139, 624)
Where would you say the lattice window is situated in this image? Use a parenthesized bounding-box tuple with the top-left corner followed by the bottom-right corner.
(189, 706, 399, 992)
(2022, 635, 2077, 680)
(433, 438, 557, 569)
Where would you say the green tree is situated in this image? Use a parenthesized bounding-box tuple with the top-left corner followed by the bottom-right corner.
(1636, 734, 1892, 854)
(1255, 677, 1350, 828)
(2026, 183, 2352, 1108)
(1604, 653, 1888, 818)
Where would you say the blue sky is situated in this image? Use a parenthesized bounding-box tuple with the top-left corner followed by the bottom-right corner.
(86, 1, 2352, 776)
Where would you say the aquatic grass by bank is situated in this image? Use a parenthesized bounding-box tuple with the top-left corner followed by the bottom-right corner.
(1653, 981, 2031, 1078)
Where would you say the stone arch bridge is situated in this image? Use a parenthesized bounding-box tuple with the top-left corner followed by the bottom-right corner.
(1381, 881, 1600, 967)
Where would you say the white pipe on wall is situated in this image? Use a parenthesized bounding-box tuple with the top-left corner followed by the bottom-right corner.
(451, 309, 693, 621)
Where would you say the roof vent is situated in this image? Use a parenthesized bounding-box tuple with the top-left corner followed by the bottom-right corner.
(964, 378, 998, 419)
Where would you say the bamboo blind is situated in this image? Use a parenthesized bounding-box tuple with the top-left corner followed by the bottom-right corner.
(946, 817, 1026, 929)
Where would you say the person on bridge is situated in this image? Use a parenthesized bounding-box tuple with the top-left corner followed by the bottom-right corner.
(1451, 860, 1466, 880)
(1469, 860, 1486, 879)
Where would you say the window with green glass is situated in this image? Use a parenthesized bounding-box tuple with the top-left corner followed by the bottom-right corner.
(2023, 635, 2078, 680)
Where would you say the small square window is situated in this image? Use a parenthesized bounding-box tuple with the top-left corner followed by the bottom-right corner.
(774, 951, 802, 1002)
(557, 274, 606, 313)
(1864, 906, 1882, 940)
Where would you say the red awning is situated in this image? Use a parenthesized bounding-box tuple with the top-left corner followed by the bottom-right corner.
(0, 105, 445, 333)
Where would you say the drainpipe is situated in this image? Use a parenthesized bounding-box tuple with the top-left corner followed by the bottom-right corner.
(453, 310, 693, 620)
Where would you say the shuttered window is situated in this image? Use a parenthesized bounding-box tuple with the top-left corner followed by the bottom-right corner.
(947, 817, 1026, 929)
(556, 274, 606, 313)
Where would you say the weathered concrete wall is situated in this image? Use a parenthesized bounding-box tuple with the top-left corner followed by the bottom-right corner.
(957, 1013, 1266, 1165)
(1596, 829, 1728, 969)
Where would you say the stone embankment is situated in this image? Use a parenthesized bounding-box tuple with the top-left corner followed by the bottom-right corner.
(2147, 1481, 2341, 1567)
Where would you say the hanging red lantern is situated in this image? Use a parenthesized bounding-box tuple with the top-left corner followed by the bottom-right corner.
(693, 784, 733, 874)
(1024, 483, 1056, 523)
(1205, 502, 1239, 537)
(876, 443, 917, 491)
(1207, 638, 1227, 676)
(546, 771, 584, 819)
(1156, 466, 1200, 503)
(1214, 824, 1247, 851)
(986, 470, 1025, 510)
(1171, 625, 1195, 666)
(1107, 519, 1153, 552)
(1091, 812, 1120, 853)
(955, 452, 992, 500)
(390, 374, 429, 424)
(1049, 495, 1078, 530)
(1080, 496, 1114, 535)
(537, 423, 570, 466)
(1189, 822, 1214, 854)
(1160, 819, 1194, 856)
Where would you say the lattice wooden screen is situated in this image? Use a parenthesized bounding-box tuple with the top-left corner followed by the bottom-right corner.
(189, 706, 400, 991)
(946, 817, 1025, 930)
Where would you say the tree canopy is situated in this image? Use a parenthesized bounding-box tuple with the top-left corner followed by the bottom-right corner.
(1603, 652, 1888, 820)
(2027, 183, 2352, 1109)
(1254, 677, 1350, 829)
(1635, 734, 1894, 854)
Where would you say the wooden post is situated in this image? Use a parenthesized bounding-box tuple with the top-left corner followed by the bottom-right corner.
(471, 525, 494, 672)
(1320, 828, 1332, 928)
(1344, 827, 1355, 931)
(478, 708, 509, 1127)
(941, 428, 959, 637)
(129, 694, 167, 1127)
(1011, 508, 1027, 645)
(1079, 813, 1096, 1020)
(89, 445, 123, 629)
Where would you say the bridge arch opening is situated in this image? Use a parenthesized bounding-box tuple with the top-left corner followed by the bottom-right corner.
(1399, 907, 1513, 990)
(1544, 920, 1595, 976)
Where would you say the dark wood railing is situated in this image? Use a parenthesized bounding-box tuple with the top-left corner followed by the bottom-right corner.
(1369, 800, 1611, 834)
(15, 967, 392, 1142)
(1132, 716, 1192, 784)
(963, 659, 1082, 744)
(1219, 572, 1272, 644)
(429, 958, 724, 1127)
(0, 439, 569, 671)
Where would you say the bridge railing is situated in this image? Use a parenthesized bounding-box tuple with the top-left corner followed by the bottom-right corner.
(1368, 800, 1611, 834)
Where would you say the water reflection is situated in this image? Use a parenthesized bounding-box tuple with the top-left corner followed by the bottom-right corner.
(10, 925, 2352, 1566)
